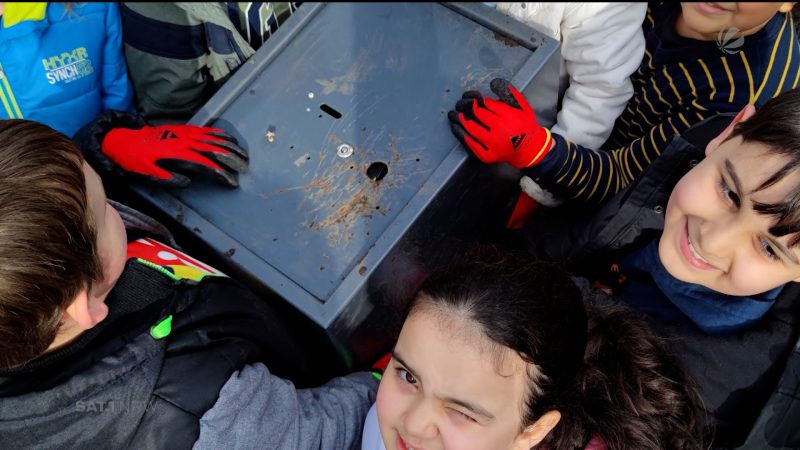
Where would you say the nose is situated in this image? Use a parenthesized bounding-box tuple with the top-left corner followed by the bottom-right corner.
(403, 398, 439, 442)
(699, 214, 747, 265)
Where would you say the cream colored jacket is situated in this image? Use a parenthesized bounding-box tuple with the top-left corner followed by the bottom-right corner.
(497, 3, 647, 148)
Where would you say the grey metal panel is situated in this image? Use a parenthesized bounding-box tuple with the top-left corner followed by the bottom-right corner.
(132, 2, 559, 364)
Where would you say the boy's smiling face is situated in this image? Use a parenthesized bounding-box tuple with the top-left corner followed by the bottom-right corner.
(659, 112, 800, 296)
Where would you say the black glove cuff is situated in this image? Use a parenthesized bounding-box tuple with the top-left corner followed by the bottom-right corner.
(72, 110, 149, 180)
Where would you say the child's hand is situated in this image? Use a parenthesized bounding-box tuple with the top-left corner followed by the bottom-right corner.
(448, 78, 553, 170)
(100, 124, 249, 187)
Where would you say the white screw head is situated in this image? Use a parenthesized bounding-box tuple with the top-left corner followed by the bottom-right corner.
(337, 143, 354, 158)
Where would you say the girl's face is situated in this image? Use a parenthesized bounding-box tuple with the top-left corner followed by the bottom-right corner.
(375, 305, 554, 450)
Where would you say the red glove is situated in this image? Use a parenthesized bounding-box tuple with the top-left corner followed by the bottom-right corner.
(101, 124, 248, 187)
(448, 78, 553, 170)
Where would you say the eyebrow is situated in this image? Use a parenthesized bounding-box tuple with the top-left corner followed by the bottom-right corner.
(391, 351, 496, 421)
(726, 159, 800, 264)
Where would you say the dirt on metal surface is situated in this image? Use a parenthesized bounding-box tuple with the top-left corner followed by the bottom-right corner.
(491, 31, 521, 48)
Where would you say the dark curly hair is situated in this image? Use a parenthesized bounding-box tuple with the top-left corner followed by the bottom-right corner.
(409, 245, 703, 450)
(729, 88, 800, 247)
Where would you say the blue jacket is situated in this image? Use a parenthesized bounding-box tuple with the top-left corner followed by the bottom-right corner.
(0, 3, 132, 137)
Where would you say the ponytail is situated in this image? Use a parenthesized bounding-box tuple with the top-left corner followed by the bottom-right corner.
(543, 304, 705, 450)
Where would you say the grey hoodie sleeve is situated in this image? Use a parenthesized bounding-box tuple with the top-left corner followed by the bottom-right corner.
(193, 363, 379, 450)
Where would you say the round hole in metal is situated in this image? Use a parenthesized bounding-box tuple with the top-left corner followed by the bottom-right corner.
(366, 162, 388, 181)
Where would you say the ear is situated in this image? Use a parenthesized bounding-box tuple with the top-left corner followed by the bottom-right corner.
(512, 410, 561, 450)
(778, 3, 795, 13)
(706, 105, 756, 156)
(64, 289, 108, 330)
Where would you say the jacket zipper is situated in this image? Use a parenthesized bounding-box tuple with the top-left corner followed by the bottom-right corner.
(0, 63, 23, 119)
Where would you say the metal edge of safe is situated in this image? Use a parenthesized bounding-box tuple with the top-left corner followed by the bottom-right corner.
(131, 3, 561, 329)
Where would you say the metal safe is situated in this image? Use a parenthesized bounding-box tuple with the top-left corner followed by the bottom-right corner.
(131, 2, 560, 369)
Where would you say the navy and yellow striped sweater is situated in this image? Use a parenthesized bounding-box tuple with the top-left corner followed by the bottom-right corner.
(525, 3, 800, 205)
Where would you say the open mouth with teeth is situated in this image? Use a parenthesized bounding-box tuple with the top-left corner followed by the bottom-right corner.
(680, 221, 718, 270)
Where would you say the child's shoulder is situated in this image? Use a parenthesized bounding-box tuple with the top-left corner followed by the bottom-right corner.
(46, 2, 117, 21)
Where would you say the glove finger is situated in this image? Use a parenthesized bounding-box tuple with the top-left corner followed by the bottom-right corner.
(458, 112, 494, 148)
(184, 127, 246, 158)
(452, 122, 495, 164)
(463, 133, 494, 164)
(128, 156, 186, 184)
(131, 161, 191, 188)
(147, 142, 244, 185)
(455, 98, 477, 114)
(147, 140, 226, 168)
(199, 145, 249, 173)
(449, 121, 471, 146)
(508, 84, 535, 116)
(201, 128, 235, 140)
(448, 110, 486, 133)
(481, 96, 512, 114)
(165, 124, 229, 140)
(470, 104, 498, 132)
(150, 171, 192, 188)
(200, 138, 250, 163)
(489, 78, 521, 109)
(203, 130, 242, 147)
(157, 159, 240, 188)
(461, 90, 486, 108)
(186, 141, 249, 173)
(447, 110, 463, 126)
(454, 99, 490, 131)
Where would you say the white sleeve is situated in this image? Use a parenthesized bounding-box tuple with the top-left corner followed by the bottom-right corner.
(553, 3, 647, 148)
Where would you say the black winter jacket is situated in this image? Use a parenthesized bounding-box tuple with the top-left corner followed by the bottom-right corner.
(521, 114, 800, 449)
(0, 204, 314, 449)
